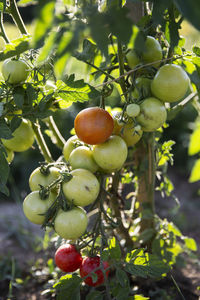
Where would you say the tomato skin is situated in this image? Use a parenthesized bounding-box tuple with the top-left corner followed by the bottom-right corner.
(54, 207, 88, 240)
(136, 97, 167, 132)
(151, 64, 190, 103)
(126, 104, 140, 118)
(121, 123, 143, 147)
(55, 244, 82, 273)
(132, 77, 152, 99)
(62, 169, 100, 206)
(5, 147, 14, 164)
(2, 58, 29, 84)
(141, 36, 162, 67)
(74, 107, 114, 145)
(29, 166, 60, 191)
(126, 49, 140, 69)
(93, 135, 128, 172)
(80, 256, 109, 287)
(69, 146, 99, 173)
(63, 135, 80, 161)
(2, 119, 34, 152)
(111, 111, 123, 135)
(23, 191, 56, 225)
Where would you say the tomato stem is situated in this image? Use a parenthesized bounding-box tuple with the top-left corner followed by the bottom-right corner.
(0, 13, 10, 43)
(117, 40, 128, 101)
(32, 120, 53, 163)
(9, 0, 28, 35)
(44, 116, 66, 149)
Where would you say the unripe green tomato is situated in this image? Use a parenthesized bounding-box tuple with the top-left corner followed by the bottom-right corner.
(111, 111, 123, 135)
(2, 119, 34, 152)
(54, 207, 88, 240)
(5, 147, 14, 164)
(29, 166, 60, 192)
(126, 49, 140, 69)
(62, 169, 100, 206)
(69, 146, 99, 173)
(126, 104, 140, 118)
(93, 135, 128, 172)
(132, 77, 152, 99)
(63, 135, 80, 161)
(23, 191, 56, 225)
(136, 97, 167, 132)
(2, 58, 29, 84)
(121, 123, 143, 147)
(151, 64, 190, 103)
(141, 36, 162, 67)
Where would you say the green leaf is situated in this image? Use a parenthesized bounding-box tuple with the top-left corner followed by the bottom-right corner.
(0, 103, 3, 117)
(152, 0, 171, 25)
(10, 117, 22, 133)
(13, 86, 25, 108)
(18, 0, 38, 6)
(86, 290, 103, 300)
(137, 228, 155, 243)
(193, 46, 200, 57)
(183, 237, 197, 251)
(0, 146, 9, 192)
(56, 76, 100, 106)
(0, 36, 30, 61)
(134, 295, 149, 300)
(74, 39, 97, 63)
(53, 274, 81, 300)
(189, 159, 200, 182)
(0, 118, 12, 139)
(108, 237, 121, 260)
(174, 0, 200, 31)
(33, 0, 56, 48)
(116, 268, 129, 287)
(188, 123, 200, 155)
(36, 31, 57, 64)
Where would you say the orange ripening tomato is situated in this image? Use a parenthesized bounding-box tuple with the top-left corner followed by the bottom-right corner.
(74, 107, 114, 145)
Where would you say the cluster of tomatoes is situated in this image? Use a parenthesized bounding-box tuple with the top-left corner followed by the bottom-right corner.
(55, 244, 109, 287)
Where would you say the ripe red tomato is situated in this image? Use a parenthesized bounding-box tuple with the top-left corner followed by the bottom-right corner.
(80, 256, 109, 287)
(55, 244, 82, 273)
(74, 107, 114, 145)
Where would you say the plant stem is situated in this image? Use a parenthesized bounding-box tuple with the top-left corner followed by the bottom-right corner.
(46, 116, 66, 149)
(117, 40, 128, 101)
(135, 133, 156, 249)
(9, 0, 28, 35)
(0, 13, 10, 43)
(32, 120, 53, 163)
(109, 172, 134, 249)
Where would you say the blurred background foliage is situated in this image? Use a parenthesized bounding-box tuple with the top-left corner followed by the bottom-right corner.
(0, 14, 200, 201)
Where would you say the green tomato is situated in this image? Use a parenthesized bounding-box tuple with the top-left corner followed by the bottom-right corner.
(121, 123, 143, 147)
(2, 119, 34, 152)
(54, 207, 88, 240)
(126, 104, 140, 118)
(141, 36, 162, 67)
(23, 191, 55, 225)
(62, 169, 100, 206)
(126, 49, 140, 69)
(132, 77, 152, 99)
(2, 58, 29, 84)
(151, 64, 190, 103)
(136, 97, 167, 132)
(93, 135, 128, 172)
(29, 166, 60, 191)
(63, 135, 80, 161)
(69, 146, 99, 173)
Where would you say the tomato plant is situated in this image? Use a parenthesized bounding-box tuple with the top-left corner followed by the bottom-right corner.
(74, 107, 114, 145)
(121, 123, 143, 147)
(63, 135, 80, 161)
(69, 146, 99, 173)
(29, 166, 60, 191)
(80, 256, 110, 287)
(2, 58, 29, 84)
(55, 244, 82, 273)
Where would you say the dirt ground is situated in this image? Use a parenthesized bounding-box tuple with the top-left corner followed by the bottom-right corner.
(0, 168, 199, 299)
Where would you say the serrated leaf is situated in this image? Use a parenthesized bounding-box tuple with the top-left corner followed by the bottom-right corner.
(74, 39, 97, 63)
(193, 46, 200, 57)
(108, 237, 121, 260)
(0, 118, 12, 139)
(189, 159, 200, 183)
(183, 237, 197, 251)
(13, 86, 25, 108)
(0, 36, 30, 61)
(188, 123, 200, 155)
(116, 268, 129, 287)
(26, 84, 38, 103)
(33, 0, 56, 48)
(54, 274, 81, 300)
(56, 76, 100, 105)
